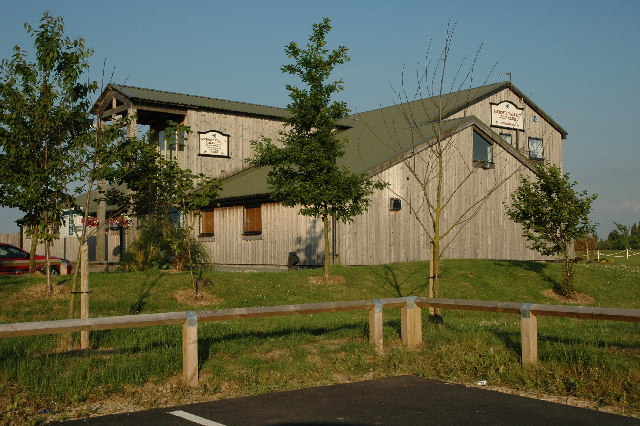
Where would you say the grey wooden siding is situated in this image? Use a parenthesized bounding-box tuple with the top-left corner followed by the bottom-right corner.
(197, 86, 562, 267)
(0, 233, 21, 247)
(449, 89, 563, 168)
(335, 125, 543, 265)
(22, 230, 123, 263)
(199, 203, 324, 266)
(182, 111, 285, 178)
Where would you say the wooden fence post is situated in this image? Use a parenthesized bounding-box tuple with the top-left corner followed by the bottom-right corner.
(369, 299, 383, 353)
(182, 311, 199, 387)
(80, 243, 89, 349)
(520, 303, 538, 364)
(401, 296, 422, 348)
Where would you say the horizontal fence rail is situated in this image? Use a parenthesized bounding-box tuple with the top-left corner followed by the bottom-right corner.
(1, 297, 638, 386)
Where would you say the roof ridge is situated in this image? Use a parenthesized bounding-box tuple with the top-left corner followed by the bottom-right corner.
(347, 81, 509, 117)
(110, 83, 288, 112)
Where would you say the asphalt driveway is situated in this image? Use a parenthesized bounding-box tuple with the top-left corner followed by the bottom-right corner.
(55, 375, 638, 425)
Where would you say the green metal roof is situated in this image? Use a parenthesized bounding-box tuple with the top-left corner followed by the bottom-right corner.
(217, 118, 538, 202)
(216, 116, 480, 200)
(108, 84, 292, 120)
(217, 81, 560, 201)
(92, 81, 565, 202)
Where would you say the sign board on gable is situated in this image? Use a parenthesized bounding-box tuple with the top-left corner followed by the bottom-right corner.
(490, 101, 524, 131)
(198, 130, 230, 157)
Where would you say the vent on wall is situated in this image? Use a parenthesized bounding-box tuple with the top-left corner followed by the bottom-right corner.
(389, 197, 402, 211)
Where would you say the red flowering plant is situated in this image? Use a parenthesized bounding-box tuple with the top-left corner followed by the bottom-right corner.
(108, 215, 132, 229)
(81, 216, 99, 227)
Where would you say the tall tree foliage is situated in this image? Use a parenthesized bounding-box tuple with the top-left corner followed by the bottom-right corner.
(249, 18, 385, 279)
(506, 164, 597, 296)
(0, 12, 96, 291)
(102, 122, 221, 292)
(599, 222, 640, 250)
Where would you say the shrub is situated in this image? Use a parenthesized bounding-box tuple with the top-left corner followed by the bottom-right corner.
(119, 218, 210, 272)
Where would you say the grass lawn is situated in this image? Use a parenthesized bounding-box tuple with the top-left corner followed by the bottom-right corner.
(0, 259, 639, 423)
(589, 249, 640, 268)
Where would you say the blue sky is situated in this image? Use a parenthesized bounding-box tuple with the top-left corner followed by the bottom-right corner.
(1, 0, 639, 238)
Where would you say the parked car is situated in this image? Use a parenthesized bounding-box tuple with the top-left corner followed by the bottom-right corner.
(0, 243, 72, 275)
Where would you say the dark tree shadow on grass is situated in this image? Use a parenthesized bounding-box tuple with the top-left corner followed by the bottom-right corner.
(373, 264, 424, 297)
(127, 273, 165, 314)
(492, 260, 556, 288)
(197, 322, 369, 362)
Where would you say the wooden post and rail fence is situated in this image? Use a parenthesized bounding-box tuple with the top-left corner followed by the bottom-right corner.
(0, 296, 638, 387)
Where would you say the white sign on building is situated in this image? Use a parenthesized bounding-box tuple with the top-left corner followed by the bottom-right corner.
(490, 101, 524, 131)
(198, 130, 230, 157)
(61, 210, 83, 237)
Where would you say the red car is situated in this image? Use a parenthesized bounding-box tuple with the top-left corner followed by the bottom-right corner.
(0, 243, 72, 275)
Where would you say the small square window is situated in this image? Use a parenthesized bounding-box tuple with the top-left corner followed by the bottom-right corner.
(473, 131, 493, 165)
(389, 198, 402, 211)
(528, 137, 544, 160)
(499, 133, 513, 146)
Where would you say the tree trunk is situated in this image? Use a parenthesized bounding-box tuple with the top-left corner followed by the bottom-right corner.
(45, 236, 52, 294)
(431, 237, 444, 324)
(323, 216, 331, 280)
(556, 246, 575, 297)
(29, 225, 38, 274)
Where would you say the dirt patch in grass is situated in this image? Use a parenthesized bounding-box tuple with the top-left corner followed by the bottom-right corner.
(307, 276, 346, 284)
(173, 288, 222, 306)
(19, 282, 69, 300)
(259, 349, 291, 361)
(541, 289, 595, 305)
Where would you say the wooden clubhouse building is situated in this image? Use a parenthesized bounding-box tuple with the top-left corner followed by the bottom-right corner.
(91, 81, 567, 267)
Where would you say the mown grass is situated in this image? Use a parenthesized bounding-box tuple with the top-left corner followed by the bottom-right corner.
(0, 259, 639, 423)
(589, 249, 640, 268)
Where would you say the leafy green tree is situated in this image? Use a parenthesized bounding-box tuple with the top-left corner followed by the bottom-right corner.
(0, 12, 96, 291)
(506, 164, 597, 296)
(632, 222, 640, 249)
(599, 222, 640, 250)
(601, 223, 630, 250)
(249, 18, 386, 279)
(103, 121, 221, 293)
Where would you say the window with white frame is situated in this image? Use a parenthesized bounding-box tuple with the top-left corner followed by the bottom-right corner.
(528, 137, 544, 160)
(499, 132, 513, 146)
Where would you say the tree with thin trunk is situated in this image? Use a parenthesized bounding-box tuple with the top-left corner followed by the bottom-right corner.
(505, 164, 597, 296)
(367, 25, 522, 320)
(249, 18, 386, 280)
(0, 11, 96, 292)
(102, 121, 222, 294)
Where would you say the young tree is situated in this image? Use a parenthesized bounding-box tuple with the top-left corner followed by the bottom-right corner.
(249, 18, 386, 280)
(102, 121, 222, 293)
(367, 25, 519, 321)
(0, 12, 96, 292)
(506, 164, 597, 296)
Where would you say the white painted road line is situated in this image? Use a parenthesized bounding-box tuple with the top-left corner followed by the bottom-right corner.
(169, 410, 227, 426)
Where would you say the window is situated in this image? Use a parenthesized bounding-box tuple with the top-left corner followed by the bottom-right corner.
(389, 198, 402, 211)
(244, 205, 262, 235)
(473, 131, 493, 165)
(200, 210, 215, 236)
(528, 137, 544, 160)
(499, 133, 513, 146)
